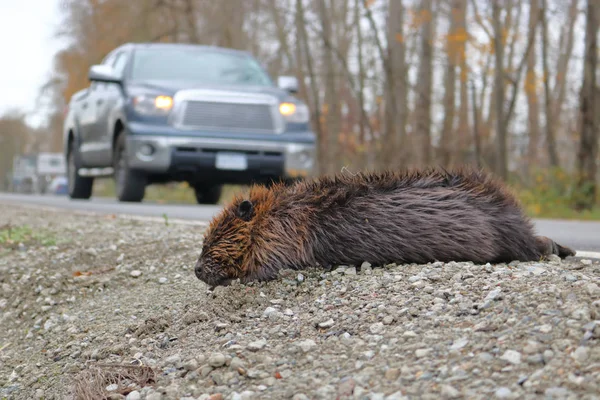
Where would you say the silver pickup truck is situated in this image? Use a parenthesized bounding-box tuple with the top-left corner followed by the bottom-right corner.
(63, 42, 317, 203)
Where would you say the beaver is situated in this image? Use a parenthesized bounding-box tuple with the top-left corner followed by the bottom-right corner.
(194, 167, 576, 288)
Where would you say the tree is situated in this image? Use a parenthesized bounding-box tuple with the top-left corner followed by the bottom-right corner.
(574, 0, 599, 210)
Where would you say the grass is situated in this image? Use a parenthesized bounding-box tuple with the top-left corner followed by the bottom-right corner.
(90, 171, 600, 221)
(92, 178, 246, 206)
(0, 224, 58, 248)
(513, 168, 600, 221)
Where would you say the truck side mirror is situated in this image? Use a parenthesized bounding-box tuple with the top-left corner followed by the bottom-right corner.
(277, 76, 299, 94)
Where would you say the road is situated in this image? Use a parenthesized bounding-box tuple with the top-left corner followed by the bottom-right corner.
(1, 192, 599, 257)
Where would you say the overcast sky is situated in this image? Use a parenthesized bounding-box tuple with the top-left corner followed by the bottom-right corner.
(0, 0, 66, 127)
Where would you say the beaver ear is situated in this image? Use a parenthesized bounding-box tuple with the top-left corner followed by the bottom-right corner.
(236, 200, 254, 221)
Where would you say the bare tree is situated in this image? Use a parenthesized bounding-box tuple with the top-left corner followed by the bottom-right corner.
(575, 0, 598, 210)
(540, 0, 559, 168)
(414, 0, 435, 166)
(525, 0, 541, 175)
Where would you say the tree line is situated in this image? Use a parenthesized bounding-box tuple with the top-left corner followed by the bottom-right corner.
(2, 0, 598, 209)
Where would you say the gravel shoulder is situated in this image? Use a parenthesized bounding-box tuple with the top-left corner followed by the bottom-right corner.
(1, 203, 599, 400)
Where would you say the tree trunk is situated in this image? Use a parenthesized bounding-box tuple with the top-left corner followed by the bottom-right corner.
(541, 0, 560, 168)
(575, 0, 599, 210)
(492, 2, 508, 180)
(456, 0, 469, 165)
(382, 0, 408, 169)
(414, 0, 434, 167)
(525, 0, 541, 175)
(317, 0, 340, 175)
(439, 0, 462, 167)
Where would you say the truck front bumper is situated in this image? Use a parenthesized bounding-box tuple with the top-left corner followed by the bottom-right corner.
(125, 133, 316, 183)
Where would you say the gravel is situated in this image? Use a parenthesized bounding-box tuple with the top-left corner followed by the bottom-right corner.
(1, 203, 600, 400)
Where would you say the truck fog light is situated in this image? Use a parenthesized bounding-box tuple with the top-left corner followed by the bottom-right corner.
(139, 143, 155, 156)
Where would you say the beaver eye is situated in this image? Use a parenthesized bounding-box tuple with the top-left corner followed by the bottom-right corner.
(236, 200, 254, 221)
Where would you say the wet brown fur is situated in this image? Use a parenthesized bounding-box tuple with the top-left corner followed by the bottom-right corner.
(194, 166, 576, 288)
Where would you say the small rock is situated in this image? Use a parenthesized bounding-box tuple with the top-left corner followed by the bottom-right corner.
(571, 346, 589, 363)
(382, 315, 394, 325)
(296, 339, 316, 352)
(441, 384, 460, 398)
(479, 352, 494, 362)
(34, 389, 45, 399)
(146, 393, 162, 400)
(318, 319, 334, 328)
(158, 277, 168, 284)
(283, 308, 294, 316)
(543, 349, 555, 362)
(494, 387, 512, 398)
(500, 350, 521, 365)
(586, 283, 600, 297)
(164, 354, 181, 366)
(130, 270, 142, 278)
(125, 391, 141, 400)
(263, 307, 278, 318)
(538, 324, 552, 333)
(403, 330, 417, 338)
(183, 359, 198, 371)
(415, 348, 432, 358)
(449, 338, 468, 351)
(581, 259, 592, 265)
(209, 353, 226, 367)
(370, 322, 385, 334)
(385, 368, 401, 381)
(247, 340, 267, 352)
(544, 387, 570, 398)
(337, 377, 355, 397)
(106, 383, 118, 391)
(297, 273, 304, 282)
(360, 262, 372, 273)
(344, 266, 357, 275)
(484, 289, 502, 301)
(209, 394, 223, 400)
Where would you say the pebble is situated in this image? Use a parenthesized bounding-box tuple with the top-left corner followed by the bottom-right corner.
(581, 259, 592, 265)
(415, 348, 432, 358)
(385, 368, 401, 381)
(370, 322, 385, 334)
(247, 339, 267, 352)
(586, 283, 600, 297)
(209, 353, 226, 367)
(440, 384, 460, 398)
(571, 346, 589, 363)
(344, 266, 357, 275)
(500, 350, 522, 365)
(125, 391, 141, 400)
(360, 262, 372, 273)
(296, 339, 316, 352)
(183, 359, 198, 371)
(34, 389, 45, 399)
(130, 270, 142, 278)
(318, 318, 335, 328)
(158, 277, 168, 284)
(494, 387, 512, 398)
(146, 393, 162, 400)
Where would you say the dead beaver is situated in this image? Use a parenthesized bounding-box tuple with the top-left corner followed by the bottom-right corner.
(194, 167, 575, 288)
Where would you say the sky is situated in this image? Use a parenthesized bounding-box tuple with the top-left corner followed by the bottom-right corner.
(0, 0, 66, 128)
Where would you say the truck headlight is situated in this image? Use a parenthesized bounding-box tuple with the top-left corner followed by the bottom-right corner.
(279, 102, 309, 124)
(132, 95, 173, 116)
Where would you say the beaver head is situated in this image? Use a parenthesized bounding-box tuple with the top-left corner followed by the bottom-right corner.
(194, 186, 285, 289)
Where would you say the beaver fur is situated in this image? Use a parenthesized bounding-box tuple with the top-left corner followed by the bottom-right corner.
(194, 167, 576, 288)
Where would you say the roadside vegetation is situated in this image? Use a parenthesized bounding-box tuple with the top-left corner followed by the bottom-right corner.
(91, 170, 600, 221)
(0, 224, 58, 249)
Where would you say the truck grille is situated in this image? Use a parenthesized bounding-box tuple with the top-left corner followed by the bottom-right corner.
(181, 101, 276, 133)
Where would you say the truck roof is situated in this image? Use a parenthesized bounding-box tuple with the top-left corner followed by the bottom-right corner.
(116, 42, 253, 57)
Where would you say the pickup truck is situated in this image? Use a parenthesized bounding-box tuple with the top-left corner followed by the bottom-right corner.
(63, 42, 317, 203)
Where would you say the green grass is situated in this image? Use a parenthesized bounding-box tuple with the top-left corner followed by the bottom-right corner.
(513, 168, 600, 221)
(90, 171, 600, 221)
(0, 224, 58, 248)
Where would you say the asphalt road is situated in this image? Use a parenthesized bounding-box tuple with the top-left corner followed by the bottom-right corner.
(1, 192, 599, 257)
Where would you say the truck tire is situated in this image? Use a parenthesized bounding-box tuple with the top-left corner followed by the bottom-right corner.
(194, 184, 222, 205)
(67, 140, 94, 199)
(113, 133, 147, 202)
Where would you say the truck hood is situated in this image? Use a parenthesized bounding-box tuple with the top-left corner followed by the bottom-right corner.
(126, 80, 295, 103)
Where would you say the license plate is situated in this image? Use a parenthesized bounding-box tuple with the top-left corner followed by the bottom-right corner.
(215, 152, 248, 171)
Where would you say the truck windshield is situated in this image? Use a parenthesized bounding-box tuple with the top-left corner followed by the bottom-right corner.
(130, 47, 274, 86)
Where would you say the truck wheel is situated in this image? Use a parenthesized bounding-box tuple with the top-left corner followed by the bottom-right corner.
(67, 141, 94, 199)
(193, 184, 222, 205)
(113, 133, 146, 202)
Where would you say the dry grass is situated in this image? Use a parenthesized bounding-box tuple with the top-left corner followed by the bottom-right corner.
(71, 363, 156, 400)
